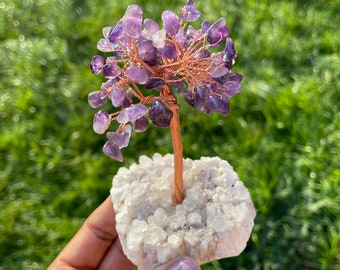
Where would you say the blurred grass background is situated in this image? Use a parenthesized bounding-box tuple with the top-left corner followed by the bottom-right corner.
(0, 0, 339, 269)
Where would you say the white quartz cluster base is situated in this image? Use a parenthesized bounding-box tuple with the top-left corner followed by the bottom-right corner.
(110, 154, 256, 270)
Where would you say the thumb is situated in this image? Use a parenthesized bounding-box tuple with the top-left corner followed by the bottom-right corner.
(154, 257, 200, 270)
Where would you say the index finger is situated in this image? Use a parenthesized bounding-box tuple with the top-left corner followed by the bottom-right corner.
(48, 196, 128, 269)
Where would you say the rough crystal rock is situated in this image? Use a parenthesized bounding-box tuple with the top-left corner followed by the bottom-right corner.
(111, 154, 256, 270)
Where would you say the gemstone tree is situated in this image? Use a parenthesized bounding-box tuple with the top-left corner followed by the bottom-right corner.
(89, 0, 242, 204)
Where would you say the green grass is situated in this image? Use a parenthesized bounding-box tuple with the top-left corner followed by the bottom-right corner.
(1, 0, 339, 269)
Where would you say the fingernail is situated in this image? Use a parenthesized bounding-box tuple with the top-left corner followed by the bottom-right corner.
(168, 258, 199, 270)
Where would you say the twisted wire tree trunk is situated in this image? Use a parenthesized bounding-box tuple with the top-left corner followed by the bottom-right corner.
(162, 85, 184, 204)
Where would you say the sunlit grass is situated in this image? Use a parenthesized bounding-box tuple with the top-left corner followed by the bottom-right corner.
(0, 0, 339, 269)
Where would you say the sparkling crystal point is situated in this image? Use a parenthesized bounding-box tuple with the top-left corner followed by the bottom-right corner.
(122, 4, 143, 38)
(223, 38, 236, 62)
(93, 110, 110, 134)
(117, 104, 148, 123)
(162, 10, 180, 36)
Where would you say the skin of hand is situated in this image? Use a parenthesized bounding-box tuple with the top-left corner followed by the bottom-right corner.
(48, 197, 200, 270)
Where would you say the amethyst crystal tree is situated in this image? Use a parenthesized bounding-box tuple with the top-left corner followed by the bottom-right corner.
(89, 0, 242, 204)
(88, 1, 255, 269)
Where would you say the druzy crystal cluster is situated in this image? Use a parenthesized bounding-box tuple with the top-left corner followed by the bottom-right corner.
(89, 0, 242, 161)
(110, 154, 256, 269)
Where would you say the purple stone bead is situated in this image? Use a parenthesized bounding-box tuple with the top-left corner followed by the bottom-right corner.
(219, 81, 242, 98)
(117, 104, 148, 123)
(137, 39, 158, 66)
(106, 125, 132, 148)
(142, 18, 160, 39)
(145, 77, 165, 89)
(133, 116, 148, 132)
(102, 62, 121, 78)
(162, 10, 180, 36)
(102, 26, 111, 39)
(228, 72, 243, 83)
(121, 4, 143, 38)
(93, 110, 110, 134)
(103, 141, 123, 162)
(181, 0, 200, 22)
(206, 18, 229, 46)
(210, 65, 229, 78)
(149, 99, 173, 127)
(201, 21, 212, 33)
(162, 43, 177, 59)
(175, 28, 188, 48)
(110, 86, 126, 107)
(186, 25, 204, 43)
(97, 39, 114, 52)
(121, 89, 133, 108)
(171, 80, 194, 107)
(126, 65, 150, 84)
(196, 48, 210, 59)
(178, 88, 195, 107)
(152, 29, 166, 49)
(88, 90, 108, 108)
(101, 77, 120, 90)
(90, 55, 105, 74)
(208, 94, 230, 115)
(194, 86, 211, 114)
(108, 23, 124, 43)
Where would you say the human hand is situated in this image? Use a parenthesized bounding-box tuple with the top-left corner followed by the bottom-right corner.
(48, 197, 200, 270)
